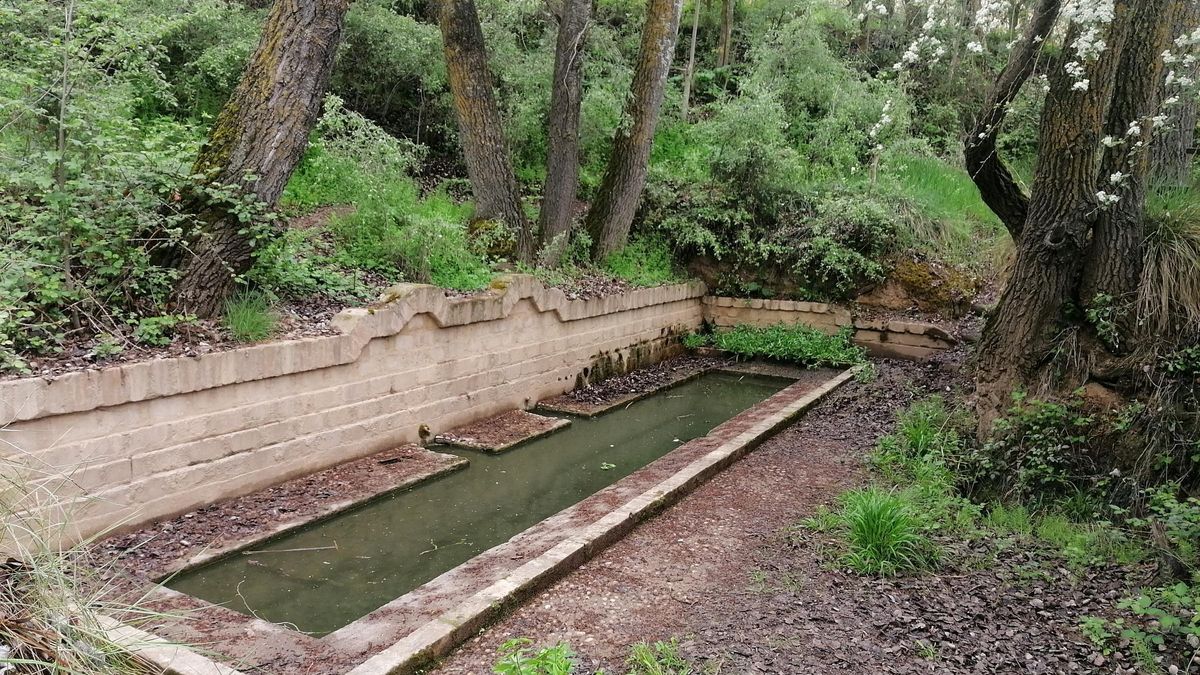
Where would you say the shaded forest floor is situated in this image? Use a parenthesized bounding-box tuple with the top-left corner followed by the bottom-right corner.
(428, 358, 1153, 675)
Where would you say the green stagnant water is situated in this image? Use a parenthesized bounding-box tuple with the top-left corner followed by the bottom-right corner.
(166, 372, 789, 635)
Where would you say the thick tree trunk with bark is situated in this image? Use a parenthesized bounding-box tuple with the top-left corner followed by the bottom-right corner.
(975, 9, 1135, 429)
(539, 0, 594, 265)
(585, 0, 684, 260)
(964, 0, 1061, 239)
(1080, 0, 1178, 335)
(1151, 0, 1200, 186)
(438, 0, 534, 263)
(173, 0, 350, 317)
(716, 0, 734, 67)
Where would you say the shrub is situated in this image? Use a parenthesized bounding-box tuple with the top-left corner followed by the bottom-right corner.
(840, 487, 938, 576)
(971, 393, 1096, 501)
(223, 291, 277, 342)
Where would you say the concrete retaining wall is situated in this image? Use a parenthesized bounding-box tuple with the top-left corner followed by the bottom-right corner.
(0, 276, 705, 543)
(701, 296, 957, 360)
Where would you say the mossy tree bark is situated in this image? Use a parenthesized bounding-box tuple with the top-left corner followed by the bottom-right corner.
(438, 0, 534, 263)
(173, 0, 350, 318)
(539, 0, 594, 266)
(584, 0, 684, 261)
(972, 0, 1178, 431)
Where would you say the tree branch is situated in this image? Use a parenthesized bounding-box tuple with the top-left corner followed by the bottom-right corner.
(964, 0, 1062, 241)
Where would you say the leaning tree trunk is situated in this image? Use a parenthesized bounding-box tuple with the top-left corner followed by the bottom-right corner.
(975, 7, 1136, 431)
(1079, 0, 1178, 342)
(1150, 0, 1200, 187)
(716, 0, 734, 67)
(438, 0, 533, 263)
(538, 0, 594, 266)
(584, 0, 685, 260)
(173, 0, 350, 317)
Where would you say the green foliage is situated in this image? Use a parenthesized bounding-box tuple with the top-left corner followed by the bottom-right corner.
(493, 638, 574, 675)
(838, 487, 939, 576)
(689, 323, 866, 368)
(972, 393, 1096, 501)
(603, 238, 682, 287)
(130, 314, 193, 347)
(1142, 186, 1200, 335)
(223, 292, 277, 342)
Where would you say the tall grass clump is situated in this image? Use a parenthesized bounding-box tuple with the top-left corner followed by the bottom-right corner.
(222, 291, 277, 342)
(839, 487, 938, 576)
(603, 237, 682, 287)
(884, 153, 1009, 271)
(0, 465, 177, 673)
(1141, 186, 1200, 336)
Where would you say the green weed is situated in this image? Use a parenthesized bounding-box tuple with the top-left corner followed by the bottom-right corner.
(493, 638, 574, 675)
(706, 323, 866, 368)
(223, 291, 277, 343)
(626, 639, 692, 675)
(604, 238, 682, 287)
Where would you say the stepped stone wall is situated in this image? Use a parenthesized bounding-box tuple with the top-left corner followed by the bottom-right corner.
(0, 276, 704, 543)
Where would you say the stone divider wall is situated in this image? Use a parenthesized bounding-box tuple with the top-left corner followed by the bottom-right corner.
(0, 276, 705, 544)
(701, 297, 957, 360)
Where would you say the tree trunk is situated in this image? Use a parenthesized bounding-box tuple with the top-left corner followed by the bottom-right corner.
(584, 0, 685, 260)
(975, 7, 1135, 430)
(1151, 0, 1200, 186)
(681, 0, 701, 120)
(438, 0, 534, 263)
(173, 0, 350, 318)
(1080, 0, 1178, 339)
(964, 0, 1061, 240)
(539, 0, 594, 266)
(716, 0, 734, 67)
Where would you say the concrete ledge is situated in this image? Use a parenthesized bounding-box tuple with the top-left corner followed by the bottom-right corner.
(98, 615, 244, 675)
(344, 367, 858, 675)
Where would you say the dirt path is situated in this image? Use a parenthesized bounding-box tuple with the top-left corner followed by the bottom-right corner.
(430, 358, 1135, 675)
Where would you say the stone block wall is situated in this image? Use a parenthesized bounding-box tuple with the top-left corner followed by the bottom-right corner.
(701, 297, 956, 361)
(0, 276, 705, 543)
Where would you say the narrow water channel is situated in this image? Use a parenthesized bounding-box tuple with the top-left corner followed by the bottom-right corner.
(166, 371, 789, 635)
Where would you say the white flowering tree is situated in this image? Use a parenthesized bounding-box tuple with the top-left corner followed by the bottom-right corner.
(960, 0, 1193, 429)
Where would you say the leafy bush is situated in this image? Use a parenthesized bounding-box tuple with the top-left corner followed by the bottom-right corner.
(972, 394, 1096, 501)
(690, 323, 865, 367)
(839, 487, 939, 576)
(223, 292, 277, 342)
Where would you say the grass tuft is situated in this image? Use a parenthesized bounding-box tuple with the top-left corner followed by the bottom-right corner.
(1141, 185, 1200, 335)
(223, 291, 277, 343)
(840, 487, 938, 576)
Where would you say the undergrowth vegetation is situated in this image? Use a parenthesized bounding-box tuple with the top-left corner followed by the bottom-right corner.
(807, 394, 1200, 671)
(684, 323, 866, 368)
